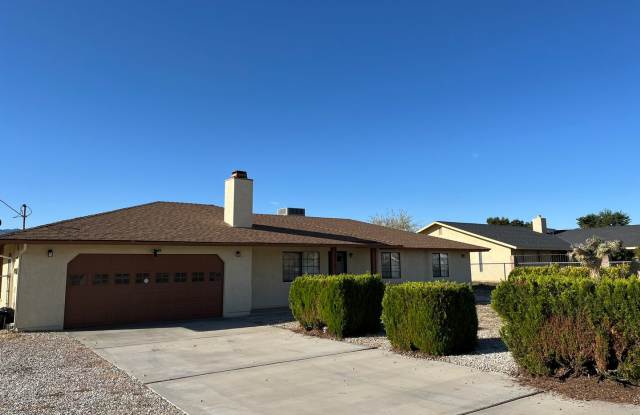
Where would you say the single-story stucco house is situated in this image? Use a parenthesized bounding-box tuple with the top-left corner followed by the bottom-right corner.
(418, 216, 571, 283)
(0, 171, 484, 331)
(420, 216, 640, 283)
(555, 225, 640, 251)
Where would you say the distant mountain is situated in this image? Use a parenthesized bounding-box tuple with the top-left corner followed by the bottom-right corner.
(0, 229, 20, 235)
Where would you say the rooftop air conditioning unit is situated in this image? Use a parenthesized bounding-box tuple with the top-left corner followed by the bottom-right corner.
(277, 207, 306, 216)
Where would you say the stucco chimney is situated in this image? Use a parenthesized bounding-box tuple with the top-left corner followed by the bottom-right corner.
(224, 170, 253, 228)
(532, 215, 547, 234)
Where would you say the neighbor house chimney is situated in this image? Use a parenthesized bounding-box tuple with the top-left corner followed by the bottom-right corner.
(224, 170, 253, 227)
(532, 215, 547, 234)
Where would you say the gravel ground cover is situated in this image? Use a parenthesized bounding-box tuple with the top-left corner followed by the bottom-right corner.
(276, 304, 517, 375)
(0, 331, 183, 415)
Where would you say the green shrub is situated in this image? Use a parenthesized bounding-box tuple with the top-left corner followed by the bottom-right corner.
(288, 274, 385, 338)
(600, 263, 636, 279)
(381, 282, 478, 355)
(509, 265, 589, 279)
(510, 264, 636, 280)
(492, 275, 640, 383)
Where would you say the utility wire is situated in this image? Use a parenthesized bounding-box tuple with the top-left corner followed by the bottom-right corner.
(0, 199, 31, 229)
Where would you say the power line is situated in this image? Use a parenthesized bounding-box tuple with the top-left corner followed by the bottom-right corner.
(0, 199, 31, 230)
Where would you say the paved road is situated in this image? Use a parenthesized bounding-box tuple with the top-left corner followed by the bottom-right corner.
(69, 316, 638, 415)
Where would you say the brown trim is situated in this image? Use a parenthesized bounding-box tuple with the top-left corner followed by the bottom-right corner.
(0, 239, 399, 248)
(329, 247, 337, 275)
(0, 238, 490, 251)
(370, 248, 378, 274)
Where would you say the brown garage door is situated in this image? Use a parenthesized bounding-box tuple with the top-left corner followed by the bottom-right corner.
(64, 254, 224, 329)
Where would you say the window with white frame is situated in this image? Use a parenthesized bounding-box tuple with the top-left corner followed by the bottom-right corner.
(282, 252, 320, 282)
(432, 253, 449, 277)
(381, 252, 401, 279)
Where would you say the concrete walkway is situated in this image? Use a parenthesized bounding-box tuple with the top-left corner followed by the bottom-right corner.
(69, 317, 638, 415)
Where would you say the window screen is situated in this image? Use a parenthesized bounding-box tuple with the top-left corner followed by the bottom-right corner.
(381, 252, 401, 279)
(432, 253, 449, 278)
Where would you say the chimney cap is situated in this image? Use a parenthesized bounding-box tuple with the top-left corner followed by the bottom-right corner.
(231, 170, 248, 179)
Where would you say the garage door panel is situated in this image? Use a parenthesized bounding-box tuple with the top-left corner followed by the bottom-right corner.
(64, 254, 224, 329)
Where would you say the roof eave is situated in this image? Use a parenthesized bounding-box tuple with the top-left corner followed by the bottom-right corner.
(421, 221, 518, 250)
(0, 238, 400, 248)
(0, 237, 490, 251)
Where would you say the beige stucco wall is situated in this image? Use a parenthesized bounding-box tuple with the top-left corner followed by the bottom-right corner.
(1, 246, 9, 307)
(252, 247, 327, 309)
(252, 246, 472, 309)
(13, 244, 253, 331)
(12, 241, 475, 329)
(1, 244, 22, 309)
(252, 246, 376, 309)
(377, 248, 470, 283)
(421, 225, 514, 283)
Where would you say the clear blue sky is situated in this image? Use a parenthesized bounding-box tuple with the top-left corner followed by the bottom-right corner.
(1, 1, 639, 230)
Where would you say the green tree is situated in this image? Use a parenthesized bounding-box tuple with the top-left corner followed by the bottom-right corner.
(577, 209, 630, 228)
(370, 209, 418, 232)
(486, 217, 531, 227)
(486, 216, 510, 225)
(570, 236, 623, 278)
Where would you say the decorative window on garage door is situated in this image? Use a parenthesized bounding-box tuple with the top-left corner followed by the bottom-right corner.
(174, 272, 187, 282)
(114, 273, 130, 284)
(155, 272, 169, 283)
(92, 274, 109, 285)
(69, 274, 84, 286)
(135, 272, 149, 284)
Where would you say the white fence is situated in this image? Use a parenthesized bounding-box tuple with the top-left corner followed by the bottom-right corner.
(471, 259, 635, 282)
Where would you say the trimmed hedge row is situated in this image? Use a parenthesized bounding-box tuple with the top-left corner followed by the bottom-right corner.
(509, 264, 637, 280)
(288, 274, 385, 338)
(492, 275, 640, 382)
(601, 263, 638, 279)
(509, 265, 589, 279)
(382, 282, 478, 355)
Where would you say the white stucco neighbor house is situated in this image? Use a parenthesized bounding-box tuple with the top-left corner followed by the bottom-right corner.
(0, 171, 485, 331)
(418, 217, 571, 283)
(420, 217, 640, 283)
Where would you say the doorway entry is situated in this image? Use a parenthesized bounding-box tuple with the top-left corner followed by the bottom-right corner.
(335, 251, 347, 274)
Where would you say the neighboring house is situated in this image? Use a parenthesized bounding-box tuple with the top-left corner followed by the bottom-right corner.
(0, 229, 20, 234)
(418, 216, 570, 283)
(555, 225, 640, 251)
(0, 171, 484, 331)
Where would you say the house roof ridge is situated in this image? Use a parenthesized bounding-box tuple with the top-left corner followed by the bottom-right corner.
(425, 220, 570, 251)
(0, 202, 487, 251)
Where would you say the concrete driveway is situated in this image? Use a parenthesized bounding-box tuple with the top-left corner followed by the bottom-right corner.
(70, 314, 638, 415)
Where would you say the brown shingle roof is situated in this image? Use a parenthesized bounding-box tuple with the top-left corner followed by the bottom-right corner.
(0, 202, 486, 250)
